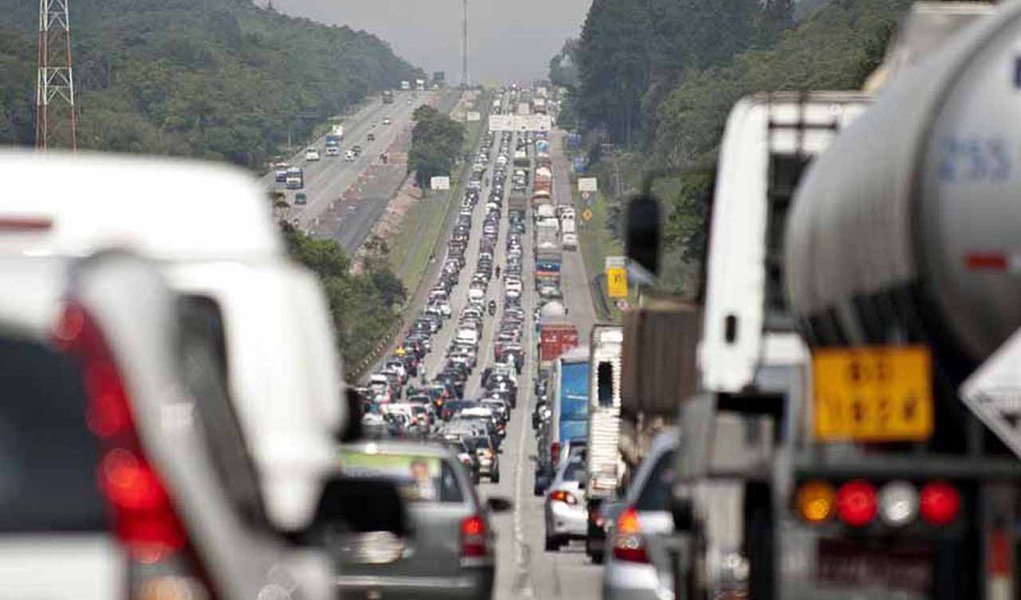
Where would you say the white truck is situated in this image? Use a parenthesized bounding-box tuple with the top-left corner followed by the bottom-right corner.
(400, 80, 411, 91)
(415, 78, 426, 91)
(584, 325, 624, 563)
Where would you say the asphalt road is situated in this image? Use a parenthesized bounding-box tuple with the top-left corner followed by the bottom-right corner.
(264, 89, 460, 253)
(410, 124, 602, 599)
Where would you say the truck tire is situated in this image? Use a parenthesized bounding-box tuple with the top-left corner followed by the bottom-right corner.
(544, 534, 561, 552)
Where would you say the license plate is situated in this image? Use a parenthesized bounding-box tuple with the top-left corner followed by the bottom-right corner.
(813, 346, 933, 442)
(818, 539, 932, 596)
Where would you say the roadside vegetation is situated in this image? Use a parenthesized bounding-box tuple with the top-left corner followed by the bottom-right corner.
(407, 104, 466, 188)
(557, 0, 910, 298)
(0, 0, 420, 167)
(281, 223, 407, 370)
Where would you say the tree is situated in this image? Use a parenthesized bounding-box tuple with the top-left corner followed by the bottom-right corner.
(408, 105, 465, 188)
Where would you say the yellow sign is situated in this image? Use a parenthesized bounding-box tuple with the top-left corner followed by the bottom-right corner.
(582, 209, 593, 222)
(813, 346, 933, 442)
(606, 267, 628, 298)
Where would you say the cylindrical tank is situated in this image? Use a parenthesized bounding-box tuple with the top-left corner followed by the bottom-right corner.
(786, 3, 1021, 366)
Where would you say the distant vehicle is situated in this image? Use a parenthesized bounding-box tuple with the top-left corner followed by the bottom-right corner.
(549, 346, 591, 467)
(324, 146, 339, 157)
(382, 89, 394, 104)
(544, 449, 588, 551)
(561, 232, 578, 250)
(400, 80, 411, 91)
(344, 150, 355, 161)
(305, 147, 320, 161)
(285, 166, 304, 189)
(295, 192, 308, 205)
(584, 326, 624, 563)
(382, 117, 392, 126)
(367, 132, 376, 141)
(415, 78, 426, 91)
(351, 144, 363, 155)
(324, 441, 511, 599)
(274, 161, 290, 182)
(330, 123, 344, 139)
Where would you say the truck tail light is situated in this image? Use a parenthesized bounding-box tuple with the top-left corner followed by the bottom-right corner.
(796, 480, 834, 524)
(835, 480, 878, 527)
(54, 303, 217, 598)
(612, 507, 649, 563)
(919, 481, 960, 526)
(460, 515, 489, 558)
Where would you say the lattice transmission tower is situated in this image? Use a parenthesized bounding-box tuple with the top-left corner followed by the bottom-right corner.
(36, 0, 77, 151)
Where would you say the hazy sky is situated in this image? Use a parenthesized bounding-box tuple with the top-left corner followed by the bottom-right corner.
(267, 0, 592, 83)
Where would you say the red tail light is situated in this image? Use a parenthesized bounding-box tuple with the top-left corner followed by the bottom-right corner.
(460, 515, 489, 557)
(612, 507, 649, 563)
(54, 303, 213, 594)
(836, 480, 878, 527)
(920, 481, 960, 526)
(551, 442, 560, 464)
(549, 490, 577, 505)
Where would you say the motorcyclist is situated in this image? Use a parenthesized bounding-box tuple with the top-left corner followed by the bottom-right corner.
(488, 300, 497, 316)
(495, 265, 501, 279)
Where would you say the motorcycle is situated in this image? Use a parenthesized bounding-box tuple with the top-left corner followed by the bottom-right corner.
(488, 300, 497, 316)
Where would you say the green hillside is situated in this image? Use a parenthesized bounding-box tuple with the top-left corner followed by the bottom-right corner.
(0, 0, 420, 166)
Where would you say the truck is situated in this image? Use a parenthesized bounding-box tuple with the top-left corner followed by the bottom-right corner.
(324, 134, 340, 157)
(400, 80, 410, 91)
(284, 166, 304, 190)
(382, 89, 394, 104)
(508, 192, 528, 219)
(539, 320, 579, 365)
(415, 78, 426, 91)
(535, 219, 559, 253)
(584, 325, 624, 563)
(549, 346, 591, 467)
(535, 247, 562, 287)
(513, 149, 529, 167)
(330, 124, 344, 140)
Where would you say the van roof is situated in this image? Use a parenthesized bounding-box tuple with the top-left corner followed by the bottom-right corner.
(0, 152, 283, 261)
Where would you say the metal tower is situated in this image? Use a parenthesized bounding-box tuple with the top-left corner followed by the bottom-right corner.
(461, 0, 469, 87)
(36, 0, 77, 151)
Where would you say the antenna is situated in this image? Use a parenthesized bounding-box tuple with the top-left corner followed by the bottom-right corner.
(36, 0, 77, 151)
(461, 0, 469, 88)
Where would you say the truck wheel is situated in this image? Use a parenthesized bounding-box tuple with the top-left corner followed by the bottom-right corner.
(492, 470, 501, 484)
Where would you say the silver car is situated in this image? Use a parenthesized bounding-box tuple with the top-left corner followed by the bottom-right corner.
(544, 450, 589, 550)
(321, 440, 512, 599)
(602, 430, 679, 600)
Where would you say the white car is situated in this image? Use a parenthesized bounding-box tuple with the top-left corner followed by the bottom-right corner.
(562, 232, 579, 250)
(382, 117, 392, 125)
(305, 147, 321, 161)
(344, 150, 355, 161)
(505, 278, 523, 294)
(545, 450, 589, 551)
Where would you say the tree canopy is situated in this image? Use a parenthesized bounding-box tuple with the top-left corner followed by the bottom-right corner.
(408, 104, 465, 189)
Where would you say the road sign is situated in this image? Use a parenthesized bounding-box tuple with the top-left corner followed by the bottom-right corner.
(466, 111, 481, 122)
(962, 329, 1021, 460)
(616, 299, 629, 311)
(578, 177, 598, 193)
(489, 114, 552, 132)
(582, 209, 593, 222)
(605, 256, 626, 269)
(606, 267, 628, 299)
(581, 191, 591, 201)
(430, 176, 450, 190)
(812, 346, 933, 442)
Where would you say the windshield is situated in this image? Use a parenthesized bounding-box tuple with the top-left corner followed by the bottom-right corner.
(338, 451, 463, 504)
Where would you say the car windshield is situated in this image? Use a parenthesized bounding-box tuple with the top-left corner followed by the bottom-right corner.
(636, 450, 677, 512)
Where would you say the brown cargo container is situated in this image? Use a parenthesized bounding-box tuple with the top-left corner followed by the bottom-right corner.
(620, 300, 702, 420)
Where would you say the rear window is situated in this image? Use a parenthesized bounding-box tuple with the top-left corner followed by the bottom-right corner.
(339, 451, 464, 504)
(636, 450, 677, 512)
(0, 335, 106, 532)
(562, 460, 586, 482)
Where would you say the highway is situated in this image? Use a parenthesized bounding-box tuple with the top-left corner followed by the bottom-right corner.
(263, 89, 461, 253)
(411, 124, 602, 599)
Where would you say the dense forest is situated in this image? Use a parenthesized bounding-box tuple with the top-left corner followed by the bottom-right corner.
(558, 0, 911, 296)
(0, 0, 419, 167)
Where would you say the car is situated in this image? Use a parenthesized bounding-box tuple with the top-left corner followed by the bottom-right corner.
(544, 450, 589, 551)
(324, 441, 511, 599)
(295, 192, 308, 205)
(562, 232, 579, 250)
(382, 117, 392, 125)
(367, 132, 376, 141)
(274, 161, 291, 182)
(305, 147, 321, 161)
(602, 431, 678, 599)
(345, 150, 355, 161)
(352, 144, 363, 155)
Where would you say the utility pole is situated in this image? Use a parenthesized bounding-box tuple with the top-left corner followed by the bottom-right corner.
(36, 0, 77, 152)
(461, 0, 469, 88)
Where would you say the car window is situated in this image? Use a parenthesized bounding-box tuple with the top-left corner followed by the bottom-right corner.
(0, 334, 106, 532)
(636, 449, 677, 512)
(562, 460, 586, 482)
(339, 450, 464, 504)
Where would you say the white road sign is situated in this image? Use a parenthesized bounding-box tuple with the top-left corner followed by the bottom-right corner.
(489, 114, 552, 132)
(430, 176, 451, 190)
(466, 111, 482, 122)
(579, 177, 599, 193)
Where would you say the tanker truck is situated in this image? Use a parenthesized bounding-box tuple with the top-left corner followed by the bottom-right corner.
(634, 6, 1021, 600)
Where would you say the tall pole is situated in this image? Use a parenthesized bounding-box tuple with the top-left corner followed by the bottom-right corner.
(36, 0, 77, 152)
(461, 0, 469, 88)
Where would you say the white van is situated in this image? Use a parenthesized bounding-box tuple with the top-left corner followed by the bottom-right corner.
(457, 327, 480, 346)
(467, 287, 486, 305)
(562, 232, 578, 250)
(0, 152, 344, 534)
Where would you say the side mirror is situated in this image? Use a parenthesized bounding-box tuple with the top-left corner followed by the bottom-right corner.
(625, 194, 661, 276)
(486, 496, 513, 513)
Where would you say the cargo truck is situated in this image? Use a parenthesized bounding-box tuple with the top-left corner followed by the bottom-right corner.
(549, 346, 590, 468)
(284, 166, 304, 190)
(584, 325, 624, 563)
(415, 79, 425, 91)
(382, 89, 394, 104)
(508, 192, 528, 219)
(535, 248, 562, 289)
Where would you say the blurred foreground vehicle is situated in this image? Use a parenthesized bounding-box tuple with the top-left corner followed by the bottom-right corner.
(0, 153, 345, 534)
(0, 251, 328, 599)
(307, 441, 511, 599)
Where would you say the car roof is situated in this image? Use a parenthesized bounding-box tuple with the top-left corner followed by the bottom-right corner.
(0, 152, 282, 261)
(342, 440, 454, 459)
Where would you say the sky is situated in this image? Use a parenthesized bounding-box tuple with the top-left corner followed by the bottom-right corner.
(266, 0, 593, 83)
